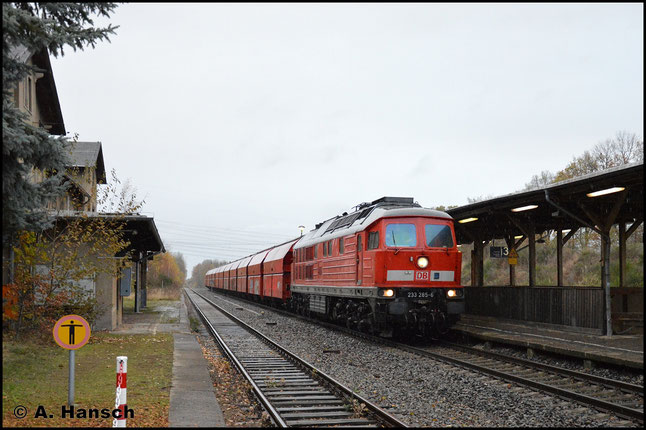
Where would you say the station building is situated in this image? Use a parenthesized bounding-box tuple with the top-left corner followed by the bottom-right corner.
(3, 46, 164, 330)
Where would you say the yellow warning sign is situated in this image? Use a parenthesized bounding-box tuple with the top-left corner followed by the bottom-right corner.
(53, 314, 91, 350)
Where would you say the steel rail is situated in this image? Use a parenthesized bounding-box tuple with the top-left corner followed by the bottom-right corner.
(400, 343, 643, 423)
(202, 287, 643, 423)
(189, 289, 408, 428)
(184, 290, 288, 427)
(440, 340, 644, 394)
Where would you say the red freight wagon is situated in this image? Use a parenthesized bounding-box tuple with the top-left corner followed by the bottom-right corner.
(218, 264, 228, 290)
(262, 239, 298, 302)
(236, 255, 253, 294)
(215, 263, 226, 290)
(228, 260, 243, 291)
(247, 250, 270, 298)
(221, 262, 233, 290)
(216, 265, 224, 290)
(205, 268, 215, 288)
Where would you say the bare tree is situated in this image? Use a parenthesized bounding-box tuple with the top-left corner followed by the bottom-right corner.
(610, 130, 643, 164)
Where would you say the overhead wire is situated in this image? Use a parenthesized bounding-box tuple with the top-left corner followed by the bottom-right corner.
(156, 219, 296, 239)
(155, 218, 297, 265)
(160, 232, 285, 248)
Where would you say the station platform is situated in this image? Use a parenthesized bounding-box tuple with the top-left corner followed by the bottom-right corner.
(169, 293, 225, 427)
(452, 314, 643, 370)
(112, 294, 225, 427)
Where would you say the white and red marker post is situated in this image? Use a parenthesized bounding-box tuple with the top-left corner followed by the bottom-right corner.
(113, 356, 127, 427)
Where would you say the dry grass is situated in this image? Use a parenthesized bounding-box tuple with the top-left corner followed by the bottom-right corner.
(3, 333, 173, 427)
(146, 287, 181, 300)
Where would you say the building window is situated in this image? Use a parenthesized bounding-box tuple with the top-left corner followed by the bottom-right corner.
(24, 77, 32, 112)
(339, 237, 344, 254)
(328, 240, 333, 256)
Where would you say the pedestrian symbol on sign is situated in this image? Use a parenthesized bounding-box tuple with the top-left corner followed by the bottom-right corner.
(61, 320, 83, 344)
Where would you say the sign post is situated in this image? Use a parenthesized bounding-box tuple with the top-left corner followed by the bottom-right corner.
(53, 315, 91, 406)
(69, 349, 75, 405)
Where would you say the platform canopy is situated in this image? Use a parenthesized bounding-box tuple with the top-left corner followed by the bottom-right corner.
(445, 162, 643, 336)
(447, 162, 643, 245)
(118, 214, 166, 259)
(54, 212, 165, 259)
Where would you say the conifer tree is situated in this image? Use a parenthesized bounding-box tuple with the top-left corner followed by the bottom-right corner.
(2, 3, 119, 240)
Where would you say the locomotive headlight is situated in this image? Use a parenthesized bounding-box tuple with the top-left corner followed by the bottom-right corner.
(447, 289, 457, 298)
(416, 256, 429, 269)
(382, 289, 394, 297)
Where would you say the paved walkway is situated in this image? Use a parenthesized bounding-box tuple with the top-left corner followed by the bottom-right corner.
(111, 293, 225, 427)
(169, 294, 225, 427)
(454, 314, 643, 369)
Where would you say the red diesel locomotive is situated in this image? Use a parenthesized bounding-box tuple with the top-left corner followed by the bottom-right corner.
(205, 197, 464, 337)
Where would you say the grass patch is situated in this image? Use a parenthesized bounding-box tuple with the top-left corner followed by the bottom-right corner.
(122, 297, 178, 314)
(147, 287, 181, 301)
(2, 332, 173, 427)
(189, 317, 201, 333)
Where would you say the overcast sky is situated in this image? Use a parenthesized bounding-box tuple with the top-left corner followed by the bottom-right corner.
(50, 3, 643, 274)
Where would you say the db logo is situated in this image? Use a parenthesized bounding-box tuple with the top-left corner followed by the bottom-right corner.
(416, 271, 430, 281)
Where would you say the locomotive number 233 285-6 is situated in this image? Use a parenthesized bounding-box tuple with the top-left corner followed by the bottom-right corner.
(407, 290, 432, 298)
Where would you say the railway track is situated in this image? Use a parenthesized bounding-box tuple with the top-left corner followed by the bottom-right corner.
(185, 289, 407, 428)
(200, 287, 644, 424)
(407, 341, 644, 423)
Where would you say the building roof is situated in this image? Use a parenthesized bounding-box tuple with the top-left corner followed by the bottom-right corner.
(53, 212, 166, 259)
(65, 141, 106, 184)
(8, 44, 32, 63)
(446, 162, 644, 244)
(8, 45, 66, 136)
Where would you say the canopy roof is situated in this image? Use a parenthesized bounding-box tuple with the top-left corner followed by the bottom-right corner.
(447, 162, 643, 244)
(54, 212, 165, 259)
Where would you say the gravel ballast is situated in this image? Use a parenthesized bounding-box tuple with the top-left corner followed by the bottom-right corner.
(194, 288, 641, 427)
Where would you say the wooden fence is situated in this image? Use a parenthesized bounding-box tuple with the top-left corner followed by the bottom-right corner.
(464, 286, 606, 333)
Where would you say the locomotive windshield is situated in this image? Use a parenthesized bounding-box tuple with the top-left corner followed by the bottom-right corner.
(385, 223, 417, 247)
(425, 224, 454, 248)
